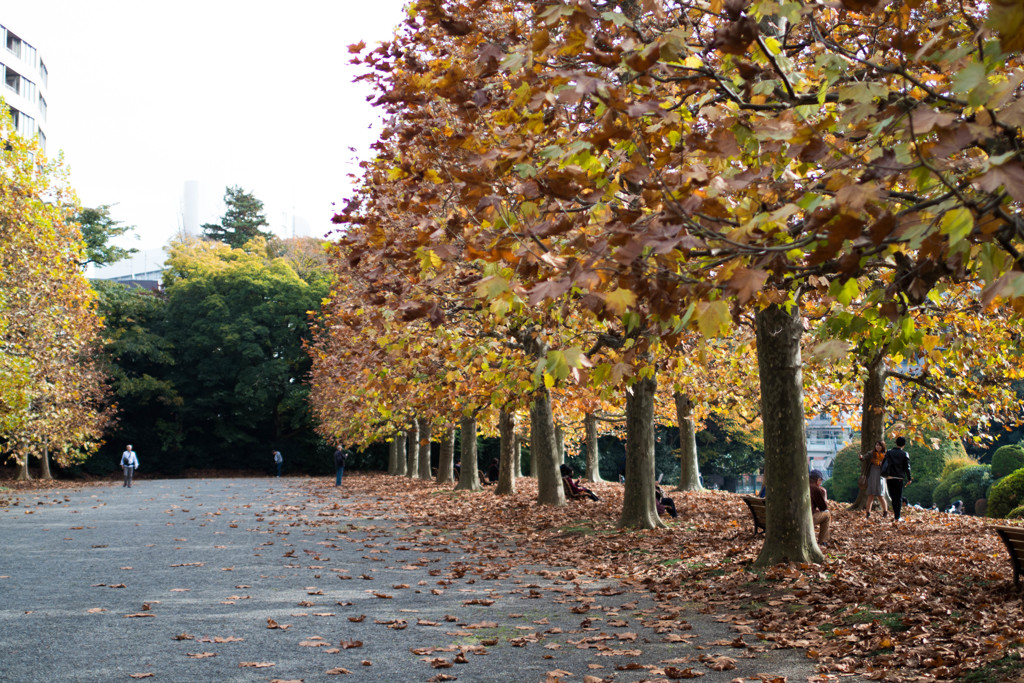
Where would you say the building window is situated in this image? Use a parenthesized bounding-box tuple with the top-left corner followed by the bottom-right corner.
(38, 59, 47, 87)
(5, 66, 21, 94)
(38, 94, 46, 120)
(6, 30, 22, 58)
(37, 128, 45, 152)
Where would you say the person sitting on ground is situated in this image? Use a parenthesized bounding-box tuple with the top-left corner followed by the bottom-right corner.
(809, 469, 831, 548)
(486, 458, 499, 485)
(561, 464, 599, 501)
(655, 485, 678, 518)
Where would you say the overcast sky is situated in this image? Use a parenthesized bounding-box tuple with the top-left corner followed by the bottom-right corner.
(3, 1, 408, 249)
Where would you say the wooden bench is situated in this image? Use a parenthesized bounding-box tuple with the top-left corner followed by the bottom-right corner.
(741, 496, 766, 534)
(994, 525, 1024, 588)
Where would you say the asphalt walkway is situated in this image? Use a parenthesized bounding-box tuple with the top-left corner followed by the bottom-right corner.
(0, 478, 833, 682)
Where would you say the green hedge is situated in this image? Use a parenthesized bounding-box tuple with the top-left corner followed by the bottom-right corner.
(1005, 504, 1024, 520)
(988, 468, 1024, 518)
(992, 444, 1024, 480)
(933, 465, 991, 514)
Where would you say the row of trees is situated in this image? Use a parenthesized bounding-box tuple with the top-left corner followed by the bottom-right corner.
(0, 108, 112, 477)
(310, 0, 1024, 565)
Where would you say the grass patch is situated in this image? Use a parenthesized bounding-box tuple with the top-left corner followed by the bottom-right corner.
(962, 650, 1024, 683)
(841, 609, 909, 632)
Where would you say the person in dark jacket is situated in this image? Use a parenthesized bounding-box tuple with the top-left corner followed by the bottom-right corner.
(333, 447, 350, 486)
(809, 469, 831, 547)
(882, 436, 912, 524)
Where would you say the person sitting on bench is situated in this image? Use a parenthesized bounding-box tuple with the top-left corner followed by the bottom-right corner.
(561, 464, 599, 501)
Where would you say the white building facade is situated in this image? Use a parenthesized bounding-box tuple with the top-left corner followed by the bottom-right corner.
(0, 22, 47, 150)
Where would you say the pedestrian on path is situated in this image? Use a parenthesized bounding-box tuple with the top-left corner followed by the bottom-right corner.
(883, 436, 912, 524)
(273, 450, 283, 477)
(120, 445, 139, 488)
(860, 440, 889, 519)
(333, 446, 350, 486)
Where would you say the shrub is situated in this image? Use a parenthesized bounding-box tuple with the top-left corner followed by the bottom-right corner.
(933, 465, 991, 514)
(988, 468, 1024, 518)
(1005, 504, 1024, 520)
(904, 477, 937, 508)
(992, 444, 1024, 480)
(825, 444, 862, 503)
(940, 456, 979, 481)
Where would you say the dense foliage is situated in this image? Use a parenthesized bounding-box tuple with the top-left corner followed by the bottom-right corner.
(0, 108, 111, 477)
(933, 464, 992, 514)
(992, 443, 1024, 480)
(988, 468, 1024, 519)
(91, 236, 330, 475)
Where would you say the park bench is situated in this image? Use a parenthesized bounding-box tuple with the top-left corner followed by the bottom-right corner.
(993, 525, 1024, 588)
(741, 495, 766, 534)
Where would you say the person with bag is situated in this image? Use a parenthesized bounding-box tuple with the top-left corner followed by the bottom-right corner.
(120, 444, 139, 488)
(859, 440, 889, 519)
(333, 446, 350, 486)
(882, 436, 912, 525)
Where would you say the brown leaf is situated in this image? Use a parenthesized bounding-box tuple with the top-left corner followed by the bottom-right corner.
(340, 640, 364, 649)
(239, 662, 275, 668)
(187, 652, 216, 659)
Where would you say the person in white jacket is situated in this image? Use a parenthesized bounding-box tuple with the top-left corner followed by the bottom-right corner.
(120, 445, 139, 488)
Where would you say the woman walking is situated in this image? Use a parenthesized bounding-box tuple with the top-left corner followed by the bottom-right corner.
(860, 440, 889, 519)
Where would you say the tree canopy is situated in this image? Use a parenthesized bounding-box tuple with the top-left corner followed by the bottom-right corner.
(201, 186, 272, 248)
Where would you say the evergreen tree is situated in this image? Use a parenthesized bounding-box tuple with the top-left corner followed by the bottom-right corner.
(201, 186, 271, 248)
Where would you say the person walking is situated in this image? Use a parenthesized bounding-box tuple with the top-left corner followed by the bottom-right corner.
(882, 436, 912, 524)
(333, 446, 349, 486)
(120, 445, 139, 488)
(273, 450, 283, 478)
(860, 440, 889, 519)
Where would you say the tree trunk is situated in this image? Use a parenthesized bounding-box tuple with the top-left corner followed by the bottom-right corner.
(455, 417, 482, 491)
(513, 434, 523, 478)
(851, 352, 891, 510)
(496, 409, 517, 495)
(619, 373, 663, 529)
(40, 439, 53, 480)
(436, 426, 455, 484)
(406, 421, 419, 479)
(17, 453, 31, 481)
(531, 388, 565, 505)
(555, 423, 566, 464)
(418, 418, 432, 480)
(674, 392, 703, 491)
(754, 303, 823, 566)
(394, 432, 407, 477)
(387, 437, 399, 475)
(583, 413, 604, 482)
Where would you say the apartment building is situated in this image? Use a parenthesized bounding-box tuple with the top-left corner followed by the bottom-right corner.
(1, 22, 47, 150)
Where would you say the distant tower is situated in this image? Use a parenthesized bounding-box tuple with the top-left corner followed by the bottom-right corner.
(0, 22, 49, 151)
(181, 180, 201, 236)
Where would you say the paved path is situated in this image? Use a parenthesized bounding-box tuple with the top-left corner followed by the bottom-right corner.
(0, 478, 830, 682)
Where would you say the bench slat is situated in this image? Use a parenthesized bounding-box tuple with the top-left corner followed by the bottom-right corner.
(993, 527, 1024, 589)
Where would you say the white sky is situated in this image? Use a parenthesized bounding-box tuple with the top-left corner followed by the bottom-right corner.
(3, 1, 408, 249)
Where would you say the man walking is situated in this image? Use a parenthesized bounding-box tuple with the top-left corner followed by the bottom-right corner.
(333, 446, 350, 486)
(120, 445, 139, 488)
(273, 450, 283, 477)
(883, 436, 912, 524)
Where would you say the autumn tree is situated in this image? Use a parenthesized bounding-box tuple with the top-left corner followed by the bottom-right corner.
(0, 108, 111, 477)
